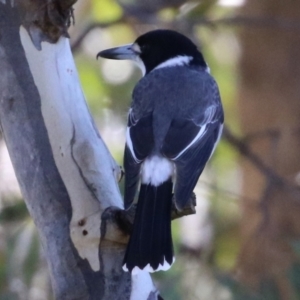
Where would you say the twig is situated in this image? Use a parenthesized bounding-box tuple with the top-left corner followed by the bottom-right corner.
(191, 15, 300, 31)
(109, 194, 196, 236)
(223, 126, 284, 185)
(224, 127, 300, 203)
(71, 15, 300, 54)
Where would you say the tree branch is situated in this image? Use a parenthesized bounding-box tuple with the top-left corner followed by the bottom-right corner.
(70, 14, 300, 58)
(223, 126, 284, 186)
(108, 193, 197, 238)
(0, 1, 161, 299)
(223, 126, 300, 206)
(190, 15, 300, 31)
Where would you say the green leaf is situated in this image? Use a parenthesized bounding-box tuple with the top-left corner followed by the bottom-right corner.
(92, 0, 123, 22)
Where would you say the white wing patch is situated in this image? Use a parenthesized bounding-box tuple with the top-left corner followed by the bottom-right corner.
(171, 105, 222, 160)
(172, 125, 207, 160)
(209, 123, 223, 160)
(126, 127, 141, 163)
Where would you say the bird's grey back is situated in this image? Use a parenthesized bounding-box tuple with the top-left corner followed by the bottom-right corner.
(131, 66, 221, 153)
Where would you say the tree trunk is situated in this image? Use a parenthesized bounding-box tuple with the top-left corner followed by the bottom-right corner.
(0, 1, 159, 299)
(236, 0, 300, 298)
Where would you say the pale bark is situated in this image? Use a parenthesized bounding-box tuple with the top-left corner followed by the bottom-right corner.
(0, 1, 159, 299)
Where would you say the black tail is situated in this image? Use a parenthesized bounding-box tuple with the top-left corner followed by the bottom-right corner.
(123, 179, 174, 273)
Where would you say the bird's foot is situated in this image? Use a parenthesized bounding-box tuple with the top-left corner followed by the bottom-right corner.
(171, 193, 196, 220)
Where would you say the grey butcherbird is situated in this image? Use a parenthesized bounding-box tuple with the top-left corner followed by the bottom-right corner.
(97, 29, 224, 274)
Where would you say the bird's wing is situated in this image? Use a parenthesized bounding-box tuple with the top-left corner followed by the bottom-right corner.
(162, 104, 223, 210)
(124, 110, 154, 209)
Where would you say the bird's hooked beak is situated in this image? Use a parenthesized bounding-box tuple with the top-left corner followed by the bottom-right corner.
(96, 44, 139, 60)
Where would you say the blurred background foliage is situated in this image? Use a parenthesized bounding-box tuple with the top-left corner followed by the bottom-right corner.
(1, 0, 300, 299)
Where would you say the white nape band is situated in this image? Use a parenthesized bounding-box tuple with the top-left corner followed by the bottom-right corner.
(141, 156, 174, 186)
(154, 55, 193, 71)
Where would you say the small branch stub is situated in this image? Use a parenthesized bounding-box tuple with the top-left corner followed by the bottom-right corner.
(19, 0, 76, 49)
(105, 193, 197, 239)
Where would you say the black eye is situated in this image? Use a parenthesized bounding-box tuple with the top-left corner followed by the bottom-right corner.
(140, 44, 148, 52)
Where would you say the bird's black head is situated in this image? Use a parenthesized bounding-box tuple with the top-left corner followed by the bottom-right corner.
(97, 29, 207, 75)
(135, 30, 206, 74)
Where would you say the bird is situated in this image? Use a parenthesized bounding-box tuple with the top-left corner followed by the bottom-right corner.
(97, 29, 224, 274)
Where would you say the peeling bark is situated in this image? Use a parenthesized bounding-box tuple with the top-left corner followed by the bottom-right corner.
(0, 1, 160, 299)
